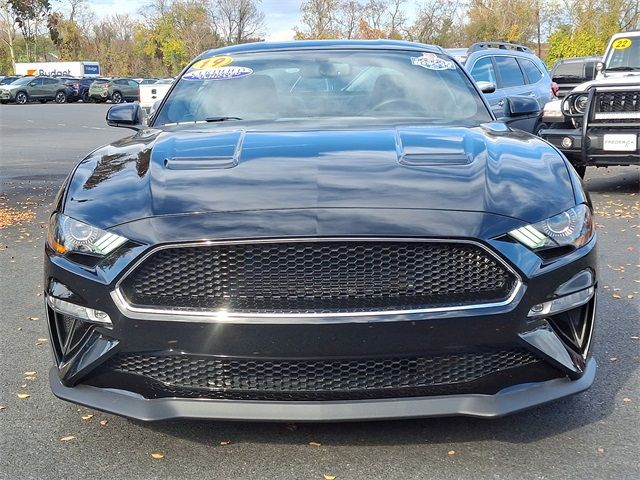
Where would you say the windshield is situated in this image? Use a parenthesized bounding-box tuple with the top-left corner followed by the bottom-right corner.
(605, 36, 640, 70)
(154, 49, 491, 127)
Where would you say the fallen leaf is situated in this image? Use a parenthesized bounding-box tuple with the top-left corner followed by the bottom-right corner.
(612, 292, 621, 299)
(596, 447, 605, 453)
(16, 393, 30, 399)
(150, 453, 164, 459)
(609, 357, 618, 362)
(308, 441, 322, 447)
(60, 435, 76, 442)
(24, 376, 35, 381)
(27, 316, 39, 321)
(447, 450, 456, 456)
(20, 384, 27, 389)
(81, 414, 94, 420)
(0, 406, 6, 411)
(37, 338, 48, 342)
(623, 397, 632, 403)
(24, 371, 36, 376)
(99, 419, 109, 426)
(219, 440, 231, 446)
(323, 475, 336, 480)
(628, 295, 635, 299)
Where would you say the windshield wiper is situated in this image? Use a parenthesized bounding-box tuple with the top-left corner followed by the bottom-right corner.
(205, 116, 243, 122)
(605, 66, 640, 71)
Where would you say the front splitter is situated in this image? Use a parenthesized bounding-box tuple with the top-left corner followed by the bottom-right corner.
(49, 358, 596, 422)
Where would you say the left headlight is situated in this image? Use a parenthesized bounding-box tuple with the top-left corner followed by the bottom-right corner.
(47, 213, 128, 256)
(508, 204, 594, 252)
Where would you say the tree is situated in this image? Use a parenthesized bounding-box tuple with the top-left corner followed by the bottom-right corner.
(210, 0, 265, 45)
(294, 0, 340, 39)
(9, 0, 51, 60)
(464, 0, 539, 45)
(0, 0, 18, 72)
(409, 1, 461, 47)
(545, 0, 640, 66)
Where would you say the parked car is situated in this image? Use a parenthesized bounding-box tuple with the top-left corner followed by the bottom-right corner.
(89, 77, 139, 103)
(46, 40, 597, 422)
(57, 76, 82, 102)
(0, 75, 21, 85)
(449, 42, 557, 133)
(0, 76, 73, 104)
(550, 56, 600, 98)
(539, 31, 639, 177)
(139, 77, 174, 114)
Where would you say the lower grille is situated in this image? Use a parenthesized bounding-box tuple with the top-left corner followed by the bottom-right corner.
(101, 349, 541, 401)
(119, 240, 517, 314)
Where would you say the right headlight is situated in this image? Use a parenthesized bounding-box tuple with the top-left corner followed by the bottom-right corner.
(508, 204, 594, 252)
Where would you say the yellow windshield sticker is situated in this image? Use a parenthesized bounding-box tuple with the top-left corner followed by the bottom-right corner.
(192, 56, 233, 70)
(612, 38, 632, 50)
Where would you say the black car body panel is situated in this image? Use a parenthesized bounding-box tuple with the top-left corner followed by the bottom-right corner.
(45, 40, 597, 421)
(63, 125, 575, 228)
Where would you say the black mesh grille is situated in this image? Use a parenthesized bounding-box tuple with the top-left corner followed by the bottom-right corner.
(594, 90, 640, 122)
(103, 349, 540, 401)
(119, 241, 516, 313)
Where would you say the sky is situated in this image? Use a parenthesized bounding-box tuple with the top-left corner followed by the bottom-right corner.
(88, 1, 419, 42)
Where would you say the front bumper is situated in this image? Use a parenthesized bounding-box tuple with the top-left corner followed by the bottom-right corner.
(540, 126, 640, 167)
(50, 358, 596, 421)
(45, 210, 598, 421)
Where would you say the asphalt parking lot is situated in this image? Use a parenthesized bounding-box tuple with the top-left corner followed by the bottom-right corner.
(0, 103, 638, 480)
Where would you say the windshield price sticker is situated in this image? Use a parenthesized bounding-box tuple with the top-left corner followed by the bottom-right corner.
(612, 38, 632, 50)
(411, 53, 455, 71)
(182, 66, 253, 81)
(191, 56, 234, 70)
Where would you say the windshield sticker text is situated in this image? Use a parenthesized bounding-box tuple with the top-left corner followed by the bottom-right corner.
(410, 53, 455, 71)
(612, 38, 632, 50)
(191, 55, 234, 70)
(182, 66, 253, 81)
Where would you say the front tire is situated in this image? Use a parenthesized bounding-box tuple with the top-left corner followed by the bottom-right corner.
(111, 91, 123, 104)
(55, 91, 67, 104)
(15, 92, 28, 105)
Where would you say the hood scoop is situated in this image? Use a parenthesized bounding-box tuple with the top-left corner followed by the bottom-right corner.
(397, 128, 473, 166)
(155, 129, 244, 170)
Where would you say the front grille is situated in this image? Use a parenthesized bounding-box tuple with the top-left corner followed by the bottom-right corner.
(593, 90, 640, 121)
(119, 240, 516, 314)
(102, 349, 540, 401)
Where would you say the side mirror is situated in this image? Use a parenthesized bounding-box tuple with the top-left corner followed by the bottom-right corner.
(477, 81, 496, 94)
(506, 96, 540, 117)
(106, 102, 143, 130)
(29, 81, 37, 86)
(595, 62, 604, 72)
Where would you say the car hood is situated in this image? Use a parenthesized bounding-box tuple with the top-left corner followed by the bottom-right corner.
(572, 74, 640, 93)
(63, 124, 576, 229)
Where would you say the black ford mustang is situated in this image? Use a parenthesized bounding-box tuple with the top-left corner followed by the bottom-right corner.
(45, 40, 597, 421)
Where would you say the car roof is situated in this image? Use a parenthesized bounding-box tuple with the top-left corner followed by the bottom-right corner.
(610, 30, 639, 39)
(196, 39, 442, 61)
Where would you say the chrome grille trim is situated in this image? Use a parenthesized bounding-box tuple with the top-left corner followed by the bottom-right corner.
(111, 237, 524, 323)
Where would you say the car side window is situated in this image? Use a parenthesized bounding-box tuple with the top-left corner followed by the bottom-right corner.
(519, 58, 543, 84)
(494, 56, 525, 88)
(45, 78, 58, 85)
(128, 80, 139, 87)
(470, 57, 497, 85)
